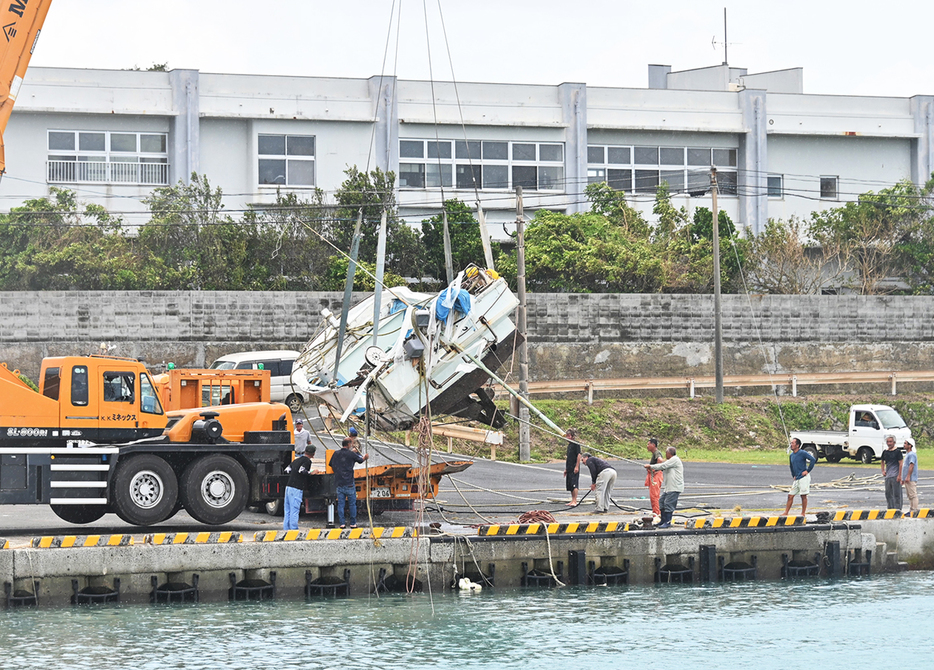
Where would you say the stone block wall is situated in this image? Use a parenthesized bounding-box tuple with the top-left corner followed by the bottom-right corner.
(3, 291, 933, 385)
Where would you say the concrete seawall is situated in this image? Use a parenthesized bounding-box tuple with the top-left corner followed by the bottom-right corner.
(4, 292, 934, 386)
(5, 515, 928, 607)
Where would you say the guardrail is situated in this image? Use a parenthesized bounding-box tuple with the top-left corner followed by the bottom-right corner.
(497, 370, 934, 404)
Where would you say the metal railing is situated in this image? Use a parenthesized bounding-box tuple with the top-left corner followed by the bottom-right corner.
(47, 160, 169, 186)
(496, 370, 934, 404)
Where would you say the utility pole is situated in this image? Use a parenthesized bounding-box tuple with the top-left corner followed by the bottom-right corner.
(710, 167, 724, 403)
(515, 186, 530, 462)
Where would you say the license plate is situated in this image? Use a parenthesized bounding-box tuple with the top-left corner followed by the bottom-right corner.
(369, 487, 391, 498)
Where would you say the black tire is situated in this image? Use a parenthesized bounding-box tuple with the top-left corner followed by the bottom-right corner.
(111, 454, 179, 526)
(50, 504, 106, 525)
(265, 498, 282, 516)
(180, 454, 249, 525)
(858, 447, 874, 465)
(285, 394, 303, 413)
(825, 453, 842, 463)
(803, 445, 819, 460)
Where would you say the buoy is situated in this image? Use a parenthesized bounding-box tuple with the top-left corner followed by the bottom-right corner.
(458, 577, 482, 592)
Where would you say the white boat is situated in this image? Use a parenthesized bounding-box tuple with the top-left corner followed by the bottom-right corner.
(291, 267, 519, 431)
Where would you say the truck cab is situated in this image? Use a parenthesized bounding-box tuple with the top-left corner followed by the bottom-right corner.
(845, 404, 911, 464)
(0, 355, 167, 447)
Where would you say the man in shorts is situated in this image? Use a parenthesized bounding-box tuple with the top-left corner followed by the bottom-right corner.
(782, 437, 816, 516)
(563, 428, 582, 506)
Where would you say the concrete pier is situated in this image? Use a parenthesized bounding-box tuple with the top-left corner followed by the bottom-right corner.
(5, 513, 927, 607)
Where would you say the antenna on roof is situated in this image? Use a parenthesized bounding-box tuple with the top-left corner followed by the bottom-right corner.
(711, 7, 740, 66)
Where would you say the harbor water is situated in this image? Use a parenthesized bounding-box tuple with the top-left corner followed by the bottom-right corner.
(2, 572, 932, 669)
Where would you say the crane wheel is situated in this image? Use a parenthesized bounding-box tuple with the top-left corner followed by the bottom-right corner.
(112, 454, 179, 526)
(179, 454, 249, 525)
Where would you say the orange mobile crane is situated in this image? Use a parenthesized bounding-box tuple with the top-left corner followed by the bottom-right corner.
(0, 355, 295, 526)
(0, 0, 53, 177)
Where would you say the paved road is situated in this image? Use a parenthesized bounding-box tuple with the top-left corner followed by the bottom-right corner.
(0, 443, 927, 538)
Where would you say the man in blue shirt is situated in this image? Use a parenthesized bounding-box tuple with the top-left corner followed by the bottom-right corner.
(782, 437, 816, 517)
(329, 437, 369, 528)
(900, 437, 919, 514)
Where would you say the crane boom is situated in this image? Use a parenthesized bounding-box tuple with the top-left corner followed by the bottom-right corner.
(0, 0, 53, 176)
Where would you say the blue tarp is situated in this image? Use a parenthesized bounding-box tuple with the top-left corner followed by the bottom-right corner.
(435, 288, 472, 321)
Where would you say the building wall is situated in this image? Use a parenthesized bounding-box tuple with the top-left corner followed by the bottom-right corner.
(1, 67, 931, 239)
(2, 292, 932, 386)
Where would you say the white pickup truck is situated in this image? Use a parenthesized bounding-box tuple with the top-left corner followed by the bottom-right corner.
(790, 404, 912, 464)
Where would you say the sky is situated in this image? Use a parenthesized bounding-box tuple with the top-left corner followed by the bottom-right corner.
(27, 0, 934, 98)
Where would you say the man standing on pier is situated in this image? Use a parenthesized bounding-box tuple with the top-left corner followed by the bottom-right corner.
(782, 437, 816, 517)
(563, 428, 582, 506)
(900, 437, 918, 514)
(283, 444, 317, 531)
(881, 434, 903, 510)
(581, 452, 617, 513)
(646, 447, 684, 528)
(330, 436, 369, 528)
(644, 438, 664, 517)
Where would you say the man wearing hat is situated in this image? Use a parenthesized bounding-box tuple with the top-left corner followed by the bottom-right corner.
(294, 418, 312, 460)
(900, 437, 920, 514)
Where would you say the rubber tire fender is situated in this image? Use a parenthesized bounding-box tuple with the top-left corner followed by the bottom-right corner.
(180, 454, 249, 525)
(111, 454, 179, 526)
(50, 504, 107, 525)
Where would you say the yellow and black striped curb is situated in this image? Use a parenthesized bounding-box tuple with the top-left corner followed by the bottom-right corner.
(831, 509, 934, 521)
(253, 527, 413, 542)
(30, 535, 134, 549)
(145, 532, 243, 545)
(684, 516, 806, 529)
(0, 537, 9, 550)
(478, 521, 631, 537)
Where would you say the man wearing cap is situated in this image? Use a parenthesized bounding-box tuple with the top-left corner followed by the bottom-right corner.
(900, 437, 919, 514)
(348, 426, 361, 453)
(282, 444, 317, 531)
(881, 434, 903, 510)
(294, 418, 312, 460)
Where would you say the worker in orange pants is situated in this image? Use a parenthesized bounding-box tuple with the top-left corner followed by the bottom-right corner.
(645, 438, 664, 516)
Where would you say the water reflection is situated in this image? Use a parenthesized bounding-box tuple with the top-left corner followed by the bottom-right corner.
(2, 573, 932, 669)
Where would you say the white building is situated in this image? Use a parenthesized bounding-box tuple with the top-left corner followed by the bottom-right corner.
(2, 63, 932, 236)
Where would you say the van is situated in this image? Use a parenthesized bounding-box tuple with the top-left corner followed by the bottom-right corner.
(209, 350, 302, 410)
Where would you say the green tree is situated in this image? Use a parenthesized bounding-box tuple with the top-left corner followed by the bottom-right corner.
(331, 166, 424, 280)
(498, 209, 664, 293)
(138, 173, 249, 289)
(242, 189, 334, 290)
(420, 199, 500, 283)
(808, 179, 924, 294)
(0, 188, 141, 289)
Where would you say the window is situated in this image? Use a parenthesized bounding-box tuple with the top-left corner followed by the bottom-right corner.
(139, 374, 163, 415)
(43, 367, 61, 401)
(400, 139, 564, 191)
(820, 176, 838, 200)
(103, 372, 135, 403)
(258, 134, 315, 186)
(47, 131, 169, 185)
(768, 175, 784, 198)
(71, 366, 88, 407)
(588, 144, 737, 196)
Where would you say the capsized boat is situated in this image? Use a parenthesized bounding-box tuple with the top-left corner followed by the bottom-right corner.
(291, 267, 519, 431)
